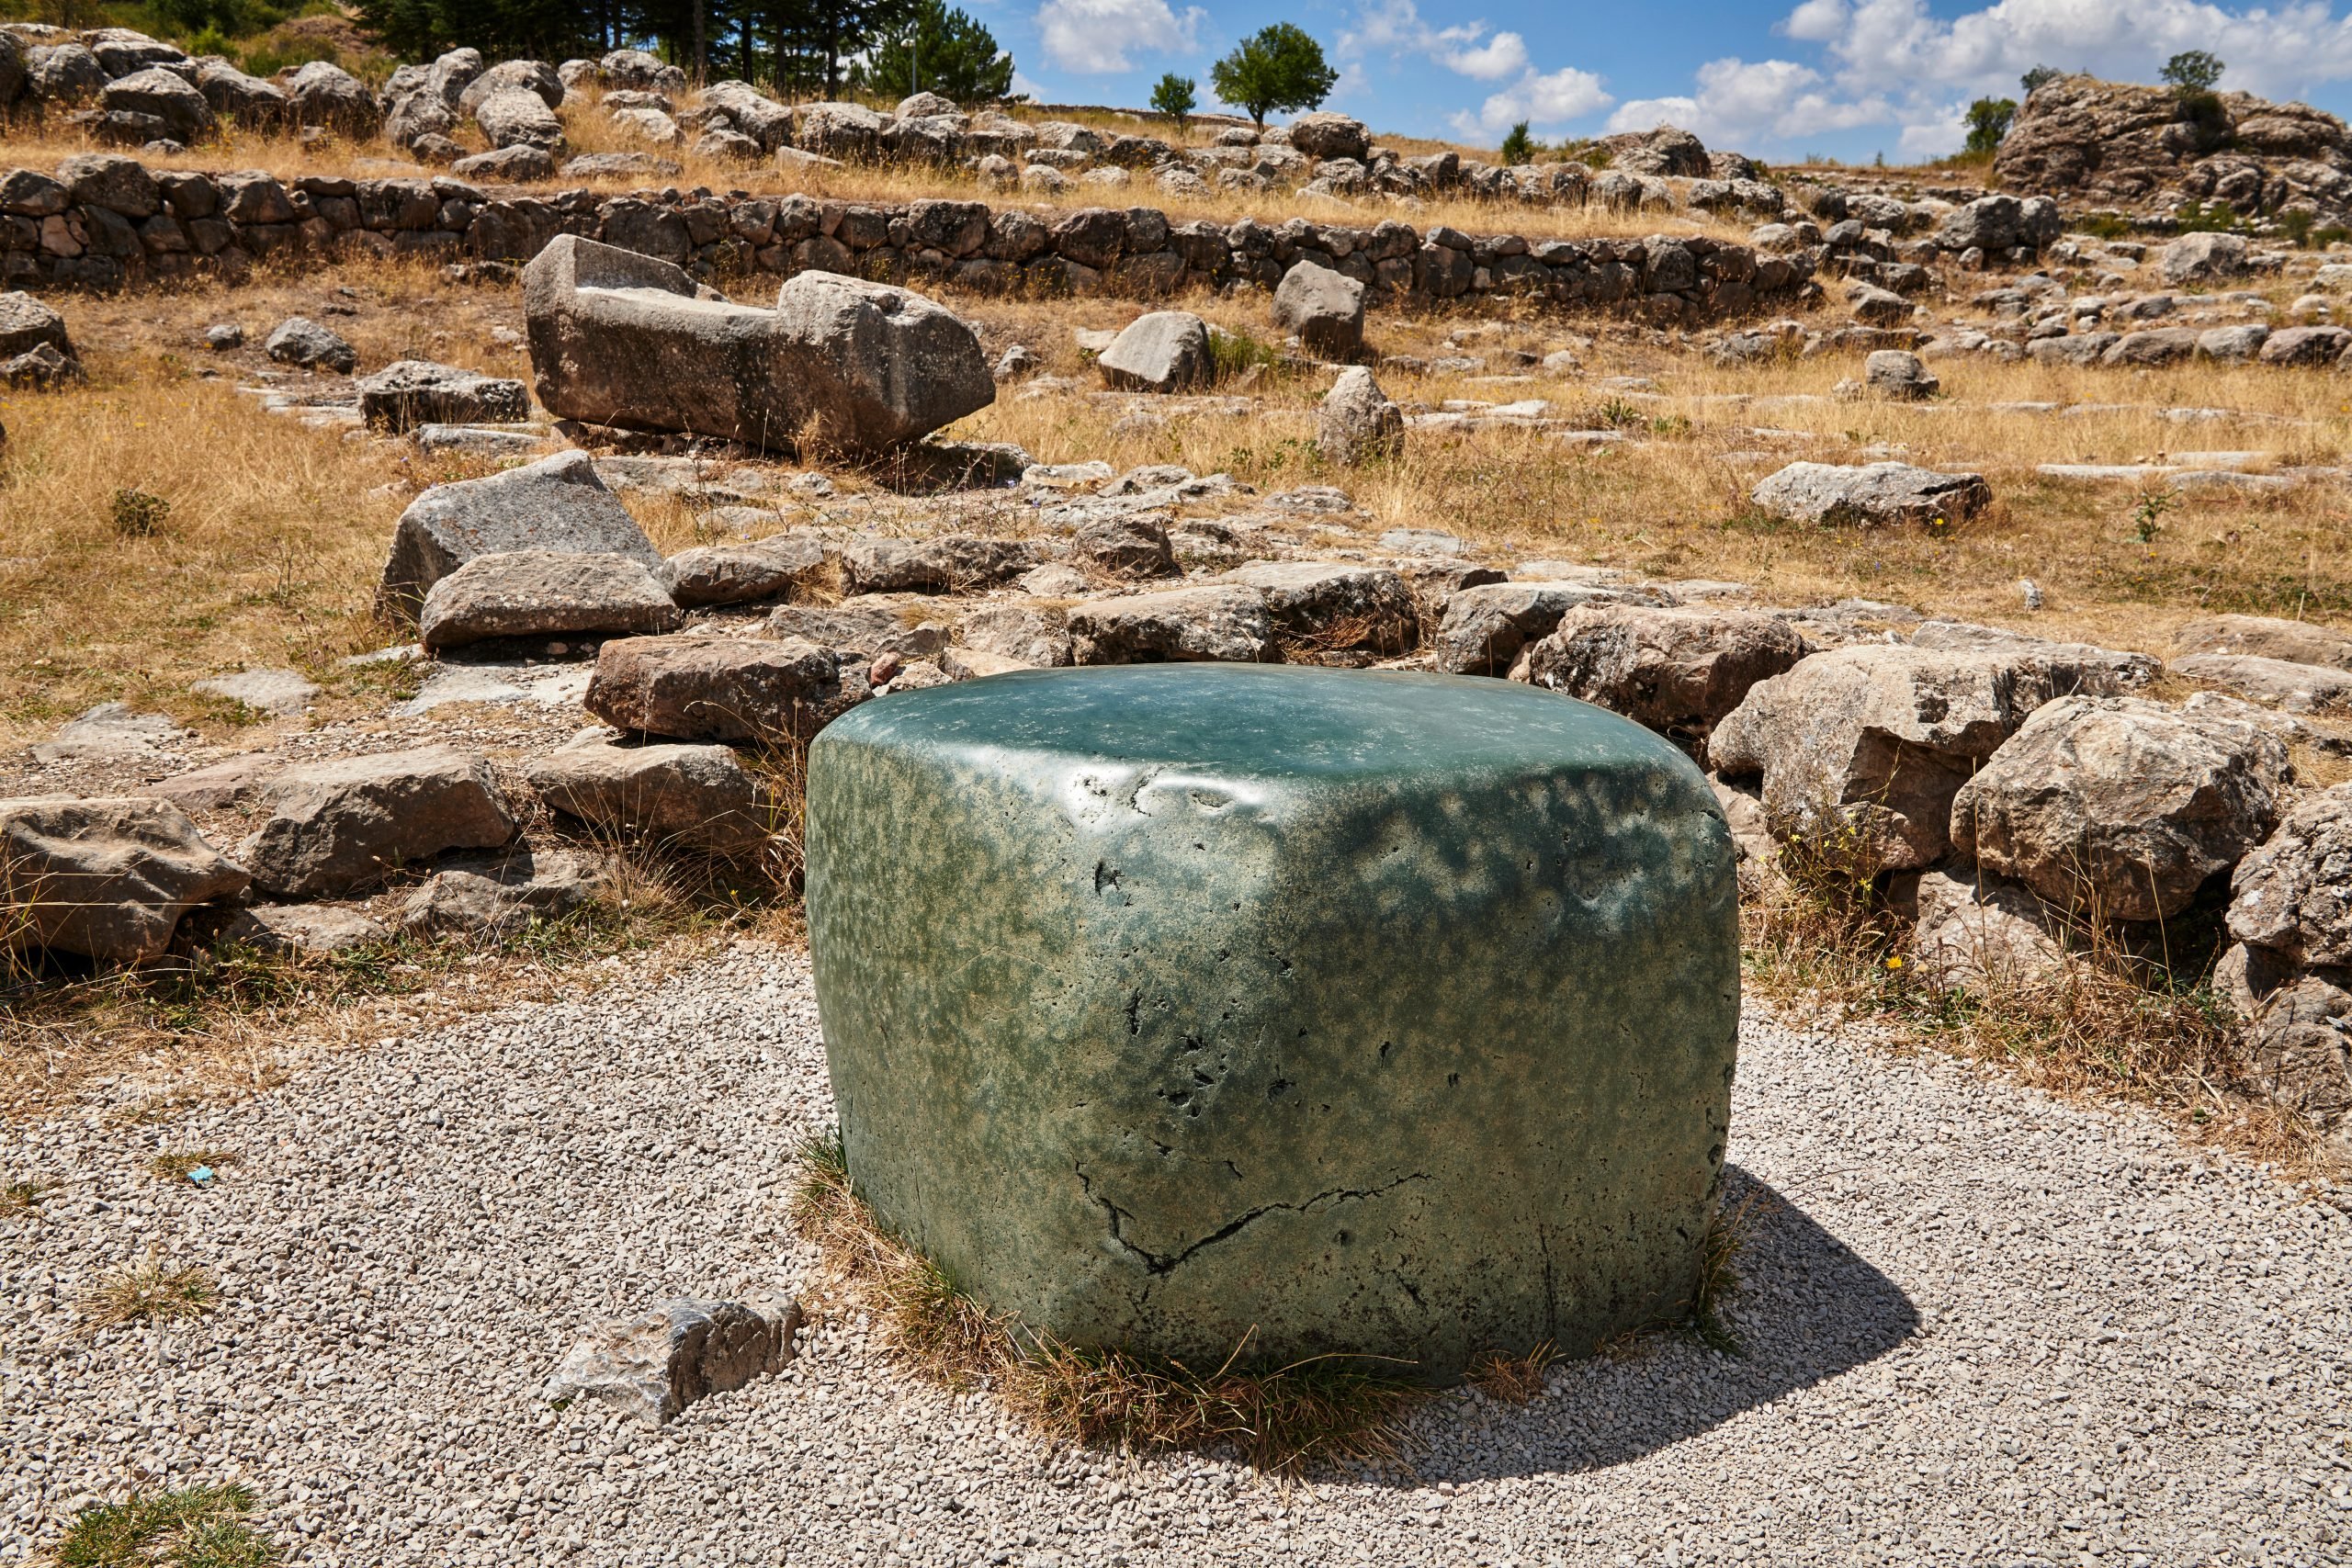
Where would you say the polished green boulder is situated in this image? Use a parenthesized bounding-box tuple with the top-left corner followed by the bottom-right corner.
(805, 663, 1737, 1380)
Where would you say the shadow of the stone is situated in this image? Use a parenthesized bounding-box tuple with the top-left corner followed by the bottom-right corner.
(1390, 1166, 1919, 1482)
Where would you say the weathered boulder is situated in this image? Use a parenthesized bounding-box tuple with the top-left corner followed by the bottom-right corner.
(99, 66, 213, 143)
(356, 359, 530, 433)
(28, 43, 107, 104)
(584, 633, 851, 741)
(2227, 783, 2352, 968)
(400, 847, 607, 935)
(2175, 615, 2352, 671)
(1317, 367, 1403, 466)
(1908, 868, 2068, 994)
(1610, 125, 1710, 177)
(458, 58, 563, 114)
(2102, 328, 2200, 367)
(522, 237, 993, 453)
(1433, 581, 1668, 676)
(238, 747, 517, 897)
(475, 86, 565, 152)
(544, 1296, 800, 1427)
(804, 662, 1736, 1373)
(1072, 513, 1176, 579)
(0, 797, 248, 963)
(1712, 645, 2137, 874)
(423, 46, 484, 106)
(1750, 462, 1992, 528)
(2258, 325, 2352, 367)
(1286, 111, 1371, 163)
(0, 292, 72, 361)
(418, 550, 682, 652)
(601, 48, 687, 96)
(1518, 605, 1810, 750)
(794, 100, 888, 159)
(2174, 653, 2352, 713)
(384, 89, 457, 152)
(958, 604, 1074, 668)
(528, 728, 775, 856)
(218, 904, 389, 956)
(265, 317, 356, 374)
(838, 535, 1041, 595)
(1848, 284, 1911, 326)
(1096, 310, 1211, 393)
(29, 703, 182, 764)
(658, 535, 826, 607)
(286, 60, 379, 136)
(84, 28, 184, 74)
(2238, 971, 2352, 1134)
(1273, 261, 1365, 358)
(1220, 562, 1418, 658)
(379, 450, 662, 621)
(763, 603, 948, 659)
(452, 143, 555, 181)
(1068, 585, 1276, 664)
(2160, 231, 2248, 287)
(1865, 349, 1937, 400)
(1948, 696, 2289, 921)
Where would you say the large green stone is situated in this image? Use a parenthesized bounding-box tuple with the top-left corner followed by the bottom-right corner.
(805, 664, 1738, 1380)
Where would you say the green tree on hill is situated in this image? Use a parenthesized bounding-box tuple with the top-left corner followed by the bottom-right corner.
(2021, 63, 2061, 94)
(854, 0, 1013, 103)
(1498, 119, 1534, 165)
(1209, 22, 1338, 131)
(1150, 72, 1197, 131)
(1963, 96, 2016, 154)
(2162, 50, 2225, 93)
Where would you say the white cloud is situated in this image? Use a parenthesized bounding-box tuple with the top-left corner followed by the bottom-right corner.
(1605, 56, 1891, 145)
(1791, 0, 2352, 103)
(1439, 31, 1530, 81)
(1452, 65, 1616, 137)
(1343, 0, 1533, 83)
(1033, 0, 1205, 73)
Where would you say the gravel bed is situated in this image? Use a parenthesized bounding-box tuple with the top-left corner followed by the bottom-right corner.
(3, 945, 2347, 1567)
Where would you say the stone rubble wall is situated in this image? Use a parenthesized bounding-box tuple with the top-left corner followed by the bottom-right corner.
(0, 157, 1818, 321)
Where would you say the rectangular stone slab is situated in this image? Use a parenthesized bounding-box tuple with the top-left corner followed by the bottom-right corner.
(805, 663, 1739, 1381)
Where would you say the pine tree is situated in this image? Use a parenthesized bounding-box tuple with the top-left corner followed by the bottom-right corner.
(853, 0, 1012, 104)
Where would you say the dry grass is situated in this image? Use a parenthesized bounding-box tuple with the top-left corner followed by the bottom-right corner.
(789, 1133, 1432, 1472)
(146, 1147, 236, 1180)
(0, 93, 1757, 246)
(1742, 825, 2348, 1184)
(84, 1252, 217, 1326)
(51, 1480, 277, 1568)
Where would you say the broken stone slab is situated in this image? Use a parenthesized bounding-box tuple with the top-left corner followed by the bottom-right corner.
(2175, 615, 2352, 672)
(1907, 619, 2161, 689)
(943, 647, 1035, 680)
(475, 85, 565, 151)
(1219, 562, 1418, 659)
(1380, 526, 1463, 557)
(29, 703, 185, 763)
(2174, 653, 2352, 714)
(526, 727, 775, 856)
(1067, 585, 1276, 664)
(264, 316, 356, 374)
(584, 634, 854, 741)
(1432, 581, 1673, 676)
(1273, 260, 1365, 359)
(417, 549, 682, 652)
(522, 236, 992, 454)
(379, 449, 662, 622)
(1095, 310, 1211, 394)
(0, 796, 250, 963)
(238, 746, 518, 898)
(1749, 461, 1992, 527)
(838, 536, 1043, 596)
(1950, 695, 2290, 922)
(1318, 367, 1403, 467)
(544, 1295, 801, 1427)
(1071, 514, 1176, 580)
(1908, 867, 2069, 995)
(958, 604, 1075, 668)
(0, 292, 73, 360)
(658, 535, 827, 607)
(1711, 645, 2143, 874)
(146, 754, 286, 811)
(1864, 349, 1937, 400)
(218, 903, 390, 956)
(763, 603, 950, 660)
(390, 662, 591, 717)
(1517, 605, 1811, 751)
(413, 424, 553, 457)
(189, 668, 319, 716)
(400, 846, 608, 935)
(2227, 782, 2352, 969)
(356, 359, 531, 434)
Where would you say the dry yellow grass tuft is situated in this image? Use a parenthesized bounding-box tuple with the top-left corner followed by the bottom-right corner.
(84, 1252, 217, 1326)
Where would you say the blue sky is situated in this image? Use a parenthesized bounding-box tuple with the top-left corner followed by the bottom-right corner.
(979, 0, 2352, 161)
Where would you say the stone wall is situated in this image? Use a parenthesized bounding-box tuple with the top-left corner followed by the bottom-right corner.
(1, 155, 1818, 321)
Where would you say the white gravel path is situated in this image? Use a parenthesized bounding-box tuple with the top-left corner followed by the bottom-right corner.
(4, 944, 2348, 1567)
